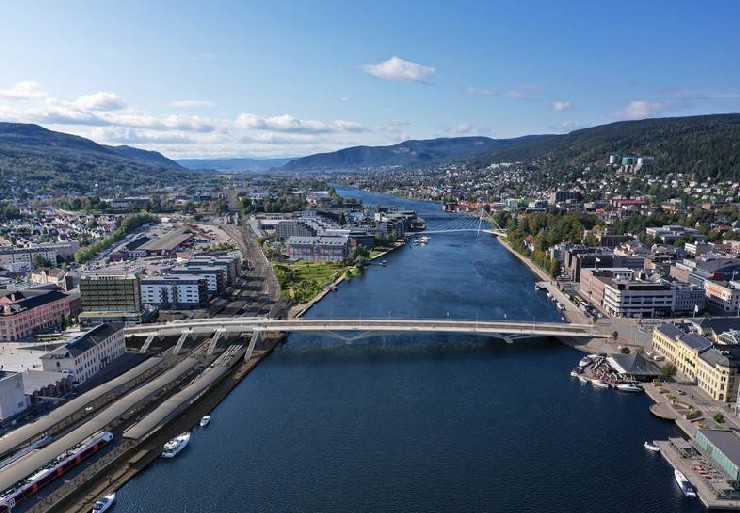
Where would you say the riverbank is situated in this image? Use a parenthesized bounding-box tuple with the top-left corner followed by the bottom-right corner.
(288, 239, 406, 319)
(36, 335, 283, 513)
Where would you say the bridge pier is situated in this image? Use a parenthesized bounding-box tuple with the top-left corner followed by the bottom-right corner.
(207, 329, 226, 355)
(140, 333, 158, 353)
(173, 330, 192, 355)
(244, 331, 262, 361)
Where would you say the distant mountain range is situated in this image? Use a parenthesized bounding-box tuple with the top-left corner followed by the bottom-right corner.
(278, 136, 548, 171)
(0, 123, 189, 195)
(178, 157, 292, 172)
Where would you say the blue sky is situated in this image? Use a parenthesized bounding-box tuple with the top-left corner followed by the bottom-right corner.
(1, 0, 739, 158)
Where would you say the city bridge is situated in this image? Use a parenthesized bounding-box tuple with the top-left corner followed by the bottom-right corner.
(125, 317, 607, 353)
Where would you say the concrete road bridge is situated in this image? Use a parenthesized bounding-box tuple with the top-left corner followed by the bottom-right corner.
(126, 317, 606, 351)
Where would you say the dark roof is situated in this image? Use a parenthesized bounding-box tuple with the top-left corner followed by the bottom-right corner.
(656, 323, 712, 351)
(608, 353, 662, 376)
(699, 346, 740, 369)
(0, 287, 69, 314)
(682, 333, 713, 351)
(61, 323, 120, 356)
(696, 258, 740, 274)
(695, 318, 740, 337)
(699, 430, 740, 467)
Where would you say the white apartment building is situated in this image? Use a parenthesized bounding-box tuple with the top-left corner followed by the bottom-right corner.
(40, 323, 125, 384)
(140, 275, 208, 309)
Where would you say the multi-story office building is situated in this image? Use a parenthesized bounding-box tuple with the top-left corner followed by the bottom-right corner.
(602, 280, 674, 318)
(672, 282, 707, 314)
(652, 323, 740, 402)
(80, 272, 141, 313)
(40, 323, 126, 384)
(287, 236, 349, 262)
(705, 280, 740, 315)
(652, 323, 712, 382)
(140, 275, 208, 309)
(0, 287, 74, 341)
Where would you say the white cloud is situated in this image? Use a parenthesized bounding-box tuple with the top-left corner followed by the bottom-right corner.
(340, 96, 350, 102)
(0, 81, 47, 99)
(361, 56, 435, 82)
(75, 92, 125, 111)
(169, 100, 216, 108)
(450, 124, 476, 135)
(0, 81, 384, 158)
(552, 100, 572, 112)
(614, 100, 669, 120)
(467, 87, 533, 99)
(235, 113, 368, 134)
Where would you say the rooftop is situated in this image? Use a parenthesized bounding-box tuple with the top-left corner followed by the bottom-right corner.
(699, 430, 740, 467)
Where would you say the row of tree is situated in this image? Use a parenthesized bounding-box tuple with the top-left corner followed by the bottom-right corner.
(74, 212, 158, 263)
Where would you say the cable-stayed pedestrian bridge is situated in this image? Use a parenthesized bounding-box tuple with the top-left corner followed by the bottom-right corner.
(126, 317, 606, 351)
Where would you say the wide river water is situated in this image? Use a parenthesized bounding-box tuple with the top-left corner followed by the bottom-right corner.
(114, 187, 703, 513)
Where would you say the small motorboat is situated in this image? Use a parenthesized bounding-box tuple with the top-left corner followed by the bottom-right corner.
(200, 415, 211, 427)
(644, 441, 660, 452)
(592, 380, 611, 389)
(578, 376, 589, 384)
(578, 356, 592, 368)
(92, 493, 116, 513)
(570, 368, 582, 378)
(616, 383, 643, 393)
(675, 470, 697, 498)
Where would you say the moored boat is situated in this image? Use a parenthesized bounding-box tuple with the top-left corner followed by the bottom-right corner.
(578, 356, 592, 368)
(161, 432, 191, 459)
(644, 441, 660, 452)
(199, 415, 211, 427)
(92, 493, 116, 513)
(592, 380, 611, 389)
(616, 383, 643, 393)
(570, 369, 582, 378)
(675, 469, 697, 497)
(578, 376, 589, 384)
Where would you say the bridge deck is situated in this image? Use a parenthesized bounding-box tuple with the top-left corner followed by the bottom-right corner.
(126, 317, 604, 339)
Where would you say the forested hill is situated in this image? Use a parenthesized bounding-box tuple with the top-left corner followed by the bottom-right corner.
(469, 113, 740, 180)
(279, 136, 548, 171)
(0, 123, 190, 194)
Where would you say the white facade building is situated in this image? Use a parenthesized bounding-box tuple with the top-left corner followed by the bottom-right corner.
(140, 275, 208, 309)
(602, 280, 675, 318)
(0, 371, 27, 421)
(40, 323, 125, 384)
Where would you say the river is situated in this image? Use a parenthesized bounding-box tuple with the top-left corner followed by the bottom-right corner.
(113, 187, 702, 513)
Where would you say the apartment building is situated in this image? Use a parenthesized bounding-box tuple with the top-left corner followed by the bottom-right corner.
(287, 236, 349, 262)
(40, 323, 126, 384)
(140, 275, 208, 309)
(170, 266, 225, 293)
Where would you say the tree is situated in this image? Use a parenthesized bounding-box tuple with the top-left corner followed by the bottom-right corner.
(713, 412, 725, 424)
(661, 362, 677, 381)
(611, 331, 619, 342)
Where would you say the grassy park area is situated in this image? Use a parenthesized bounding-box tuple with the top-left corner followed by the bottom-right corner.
(273, 260, 352, 303)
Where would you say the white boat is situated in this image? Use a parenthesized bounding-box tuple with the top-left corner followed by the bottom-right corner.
(570, 369, 581, 378)
(616, 383, 643, 393)
(199, 415, 211, 427)
(556, 302, 565, 311)
(578, 376, 589, 384)
(92, 493, 115, 513)
(592, 380, 611, 389)
(578, 356, 592, 368)
(675, 470, 697, 497)
(161, 432, 191, 459)
(644, 441, 660, 452)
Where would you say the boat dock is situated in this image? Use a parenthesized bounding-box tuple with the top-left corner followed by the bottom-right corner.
(657, 439, 740, 510)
